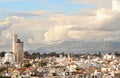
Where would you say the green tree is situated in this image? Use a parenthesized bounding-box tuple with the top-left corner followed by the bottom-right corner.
(5, 61, 10, 73)
(24, 63, 32, 68)
(31, 52, 40, 59)
(38, 61, 47, 67)
(0, 51, 6, 57)
(24, 51, 30, 56)
(48, 52, 56, 57)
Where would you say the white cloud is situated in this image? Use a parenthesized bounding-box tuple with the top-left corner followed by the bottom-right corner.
(44, 25, 72, 43)
(44, 2, 120, 43)
(1, 0, 120, 51)
(112, 0, 120, 11)
(70, 0, 111, 8)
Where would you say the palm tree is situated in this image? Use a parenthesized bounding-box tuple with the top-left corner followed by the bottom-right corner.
(5, 61, 10, 73)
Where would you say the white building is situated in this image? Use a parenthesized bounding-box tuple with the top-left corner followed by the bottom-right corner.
(103, 54, 116, 61)
(4, 52, 15, 64)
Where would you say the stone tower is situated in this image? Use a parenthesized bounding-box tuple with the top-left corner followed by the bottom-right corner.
(13, 34, 24, 63)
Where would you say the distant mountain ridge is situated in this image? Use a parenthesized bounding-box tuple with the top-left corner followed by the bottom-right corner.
(28, 41, 120, 54)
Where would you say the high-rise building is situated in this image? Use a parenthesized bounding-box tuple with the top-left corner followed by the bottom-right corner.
(13, 34, 24, 63)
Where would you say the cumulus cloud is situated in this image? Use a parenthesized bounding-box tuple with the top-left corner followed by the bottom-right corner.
(0, 11, 55, 50)
(112, 0, 120, 11)
(1, 0, 120, 51)
(44, 25, 72, 43)
(0, 18, 13, 35)
(44, 0, 120, 43)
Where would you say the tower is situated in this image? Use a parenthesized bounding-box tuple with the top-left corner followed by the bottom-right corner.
(67, 53, 72, 61)
(13, 34, 17, 53)
(13, 34, 24, 63)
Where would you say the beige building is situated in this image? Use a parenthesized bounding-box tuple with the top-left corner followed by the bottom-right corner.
(13, 34, 24, 63)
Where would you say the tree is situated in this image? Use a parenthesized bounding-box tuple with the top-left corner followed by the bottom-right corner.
(61, 52, 65, 56)
(24, 63, 32, 68)
(98, 51, 102, 57)
(5, 61, 10, 73)
(38, 61, 47, 67)
(31, 52, 40, 59)
(114, 51, 120, 56)
(24, 51, 32, 58)
(0, 51, 6, 57)
(48, 52, 56, 57)
(42, 53, 47, 58)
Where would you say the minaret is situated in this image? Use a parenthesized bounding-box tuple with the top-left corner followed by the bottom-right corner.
(68, 53, 71, 61)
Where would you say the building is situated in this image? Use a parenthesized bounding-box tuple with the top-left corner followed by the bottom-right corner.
(13, 34, 24, 63)
(4, 52, 15, 64)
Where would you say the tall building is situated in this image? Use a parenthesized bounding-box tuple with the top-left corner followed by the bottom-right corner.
(13, 34, 24, 63)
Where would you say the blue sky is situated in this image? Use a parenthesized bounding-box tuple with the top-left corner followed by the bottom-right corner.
(0, 0, 95, 17)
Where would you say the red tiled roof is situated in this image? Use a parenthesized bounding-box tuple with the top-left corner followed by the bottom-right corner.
(27, 67, 35, 71)
(16, 67, 26, 71)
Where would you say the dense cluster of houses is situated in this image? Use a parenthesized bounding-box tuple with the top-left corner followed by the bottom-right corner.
(0, 52, 120, 78)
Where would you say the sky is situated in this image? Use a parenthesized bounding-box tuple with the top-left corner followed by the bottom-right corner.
(0, 0, 120, 52)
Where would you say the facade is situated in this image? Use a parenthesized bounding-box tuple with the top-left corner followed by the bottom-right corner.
(13, 34, 24, 63)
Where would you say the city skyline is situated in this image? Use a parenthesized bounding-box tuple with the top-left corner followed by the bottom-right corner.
(0, 0, 120, 52)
